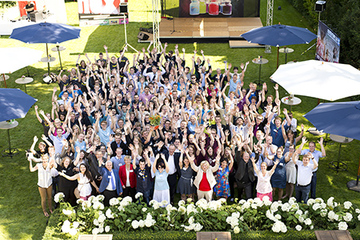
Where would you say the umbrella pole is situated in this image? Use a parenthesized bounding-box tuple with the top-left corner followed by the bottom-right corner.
(277, 47, 280, 69)
(357, 156, 360, 185)
(2, 73, 7, 88)
(46, 43, 50, 76)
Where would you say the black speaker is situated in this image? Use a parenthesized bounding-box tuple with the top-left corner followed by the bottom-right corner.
(120, 4, 128, 13)
(137, 32, 149, 40)
(315, 1, 326, 12)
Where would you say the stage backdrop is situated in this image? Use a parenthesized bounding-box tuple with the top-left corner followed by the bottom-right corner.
(316, 21, 340, 63)
(179, 0, 260, 17)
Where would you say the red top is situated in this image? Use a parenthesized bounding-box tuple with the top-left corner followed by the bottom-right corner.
(119, 165, 137, 188)
(199, 172, 211, 191)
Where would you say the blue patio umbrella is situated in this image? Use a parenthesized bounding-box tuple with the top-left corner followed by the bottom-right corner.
(241, 24, 317, 67)
(0, 88, 37, 122)
(304, 101, 360, 189)
(10, 22, 81, 75)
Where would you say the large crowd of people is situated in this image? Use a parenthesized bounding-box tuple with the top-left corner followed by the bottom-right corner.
(27, 42, 326, 217)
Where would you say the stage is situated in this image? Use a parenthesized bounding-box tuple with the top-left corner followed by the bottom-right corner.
(158, 17, 264, 47)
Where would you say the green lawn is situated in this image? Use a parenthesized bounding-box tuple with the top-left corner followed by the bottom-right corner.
(0, 1, 359, 239)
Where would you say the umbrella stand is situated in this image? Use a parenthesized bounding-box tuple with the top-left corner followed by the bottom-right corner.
(2, 73, 7, 88)
(46, 43, 50, 76)
(277, 47, 280, 69)
(347, 156, 360, 192)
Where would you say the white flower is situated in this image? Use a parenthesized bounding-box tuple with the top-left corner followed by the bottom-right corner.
(132, 220, 139, 229)
(343, 213, 353, 222)
(304, 218, 312, 226)
(126, 219, 131, 222)
(62, 209, 73, 216)
(96, 195, 105, 202)
(320, 209, 328, 217)
(92, 228, 99, 235)
(72, 221, 79, 229)
(358, 214, 360, 221)
(61, 220, 71, 233)
(298, 216, 304, 223)
(270, 202, 279, 212)
(355, 209, 360, 214)
(327, 197, 334, 207)
(328, 211, 336, 221)
(178, 200, 185, 206)
(69, 228, 78, 236)
(295, 210, 303, 216)
(178, 206, 186, 214)
(188, 216, 195, 225)
(239, 199, 246, 205)
(118, 205, 125, 212)
(281, 203, 291, 212)
(161, 200, 169, 206)
(312, 203, 321, 211)
(144, 219, 155, 227)
(272, 222, 281, 233)
(54, 192, 65, 203)
(295, 225, 302, 231)
(105, 209, 114, 219)
(142, 207, 147, 212)
(307, 199, 315, 205)
(139, 220, 145, 228)
(310, 225, 314, 230)
(93, 219, 99, 226)
(194, 223, 203, 232)
(233, 226, 240, 234)
(109, 198, 120, 206)
(98, 214, 106, 223)
(105, 226, 110, 233)
(88, 196, 95, 203)
(135, 192, 143, 199)
(93, 201, 104, 210)
(344, 201, 352, 210)
(76, 199, 84, 204)
(275, 214, 281, 220)
(338, 222, 348, 230)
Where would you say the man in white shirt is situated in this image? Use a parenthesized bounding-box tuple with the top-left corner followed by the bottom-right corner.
(163, 144, 180, 205)
(298, 137, 326, 199)
(292, 152, 318, 203)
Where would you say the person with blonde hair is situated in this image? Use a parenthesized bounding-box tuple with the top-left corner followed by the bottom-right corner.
(190, 157, 220, 202)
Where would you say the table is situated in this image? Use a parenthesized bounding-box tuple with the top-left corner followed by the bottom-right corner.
(328, 134, 353, 172)
(51, 45, 66, 70)
(40, 56, 56, 63)
(281, 95, 301, 111)
(0, 74, 9, 81)
(0, 120, 19, 158)
(279, 47, 294, 63)
(252, 57, 268, 84)
(15, 77, 33, 93)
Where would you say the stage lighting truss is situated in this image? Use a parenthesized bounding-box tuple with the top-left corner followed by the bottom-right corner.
(265, 0, 274, 53)
(152, 0, 161, 51)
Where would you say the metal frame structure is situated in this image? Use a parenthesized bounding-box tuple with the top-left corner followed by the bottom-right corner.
(122, 14, 137, 52)
(152, 0, 161, 51)
(265, 0, 274, 53)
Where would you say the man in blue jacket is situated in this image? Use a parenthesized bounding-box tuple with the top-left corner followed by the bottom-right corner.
(98, 160, 123, 206)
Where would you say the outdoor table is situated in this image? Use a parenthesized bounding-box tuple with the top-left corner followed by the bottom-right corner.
(0, 120, 19, 158)
(51, 45, 66, 70)
(281, 95, 301, 111)
(252, 57, 268, 84)
(15, 77, 33, 93)
(279, 47, 294, 63)
(328, 134, 353, 172)
(40, 56, 56, 63)
(0, 74, 9, 81)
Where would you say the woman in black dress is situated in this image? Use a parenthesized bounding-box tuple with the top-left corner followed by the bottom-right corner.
(54, 156, 78, 206)
(177, 148, 194, 201)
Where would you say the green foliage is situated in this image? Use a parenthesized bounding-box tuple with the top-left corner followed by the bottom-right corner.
(0, 1, 16, 8)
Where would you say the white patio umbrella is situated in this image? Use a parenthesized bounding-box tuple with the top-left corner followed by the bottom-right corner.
(270, 60, 360, 101)
(0, 47, 43, 88)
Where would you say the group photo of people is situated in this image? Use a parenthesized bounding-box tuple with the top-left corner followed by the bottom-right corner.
(27, 42, 326, 217)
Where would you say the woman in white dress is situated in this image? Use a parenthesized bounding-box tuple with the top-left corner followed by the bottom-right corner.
(283, 144, 297, 199)
(59, 163, 99, 200)
(29, 154, 54, 217)
(251, 156, 279, 201)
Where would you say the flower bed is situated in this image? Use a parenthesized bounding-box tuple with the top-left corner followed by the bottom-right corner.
(51, 193, 360, 239)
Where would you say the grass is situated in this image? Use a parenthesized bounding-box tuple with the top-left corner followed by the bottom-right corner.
(0, 0, 359, 239)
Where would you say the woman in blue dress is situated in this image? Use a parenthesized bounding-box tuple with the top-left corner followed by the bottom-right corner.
(271, 147, 287, 200)
(214, 148, 234, 199)
(152, 154, 170, 206)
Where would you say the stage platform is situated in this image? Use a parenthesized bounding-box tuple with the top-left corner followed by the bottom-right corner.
(159, 17, 263, 45)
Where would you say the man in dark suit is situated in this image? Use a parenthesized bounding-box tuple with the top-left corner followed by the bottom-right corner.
(162, 144, 181, 205)
(98, 160, 123, 206)
(234, 150, 255, 200)
(110, 133, 130, 157)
